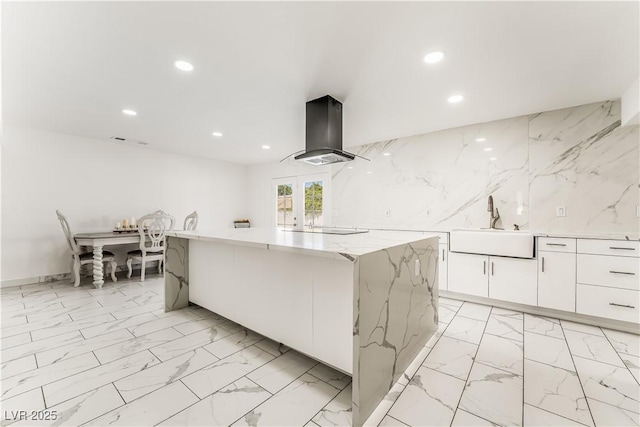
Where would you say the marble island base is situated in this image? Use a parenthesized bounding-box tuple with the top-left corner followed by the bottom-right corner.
(164, 230, 439, 426)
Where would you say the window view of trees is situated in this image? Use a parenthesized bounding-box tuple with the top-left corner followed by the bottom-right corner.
(304, 181, 323, 226)
(277, 184, 294, 227)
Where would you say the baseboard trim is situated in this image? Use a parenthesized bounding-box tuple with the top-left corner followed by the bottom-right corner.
(440, 290, 640, 335)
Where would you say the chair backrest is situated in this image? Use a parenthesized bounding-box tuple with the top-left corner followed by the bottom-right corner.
(184, 211, 198, 231)
(56, 210, 80, 255)
(137, 211, 175, 255)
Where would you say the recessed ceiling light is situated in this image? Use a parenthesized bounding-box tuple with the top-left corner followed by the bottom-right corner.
(423, 50, 445, 64)
(174, 60, 194, 72)
(476, 138, 486, 142)
(383, 152, 391, 156)
(489, 157, 497, 161)
(347, 166, 353, 169)
(261, 145, 270, 150)
(212, 132, 223, 137)
(366, 171, 372, 174)
(122, 109, 137, 116)
(484, 147, 493, 152)
(447, 94, 464, 104)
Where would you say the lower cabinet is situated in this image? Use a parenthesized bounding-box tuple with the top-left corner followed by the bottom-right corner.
(449, 252, 537, 304)
(489, 257, 537, 306)
(538, 251, 577, 312)
(448, 252, 488, 297)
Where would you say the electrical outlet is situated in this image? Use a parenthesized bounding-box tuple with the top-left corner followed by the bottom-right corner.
(385, 208, 391, 217)
(556, 206, 566, 217)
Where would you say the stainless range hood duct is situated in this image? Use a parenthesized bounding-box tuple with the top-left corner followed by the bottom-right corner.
(294, 95, 357, 165)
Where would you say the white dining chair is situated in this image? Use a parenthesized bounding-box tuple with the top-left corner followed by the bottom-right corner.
(56, 210, 117, 287)
(126, 211, 175, 281)
(184, 211, 198, 231)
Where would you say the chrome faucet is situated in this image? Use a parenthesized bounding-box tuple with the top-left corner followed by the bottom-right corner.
(487, 195, 501, 229)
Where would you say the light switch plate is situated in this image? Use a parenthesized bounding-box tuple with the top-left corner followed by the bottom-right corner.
(556, 206, 566, 217)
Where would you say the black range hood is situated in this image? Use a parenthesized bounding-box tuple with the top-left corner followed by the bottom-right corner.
(294, 95, 357, 165)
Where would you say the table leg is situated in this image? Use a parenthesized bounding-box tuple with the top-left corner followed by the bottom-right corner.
(92, 245, 105, 288)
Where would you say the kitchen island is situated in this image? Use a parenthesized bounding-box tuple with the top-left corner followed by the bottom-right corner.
(163, 227, 439, 426)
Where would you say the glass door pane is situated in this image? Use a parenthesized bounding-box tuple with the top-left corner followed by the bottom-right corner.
(273, 179, 297, 228)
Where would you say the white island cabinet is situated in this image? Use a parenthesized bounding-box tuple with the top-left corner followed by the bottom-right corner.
(163, 227, 439, 427)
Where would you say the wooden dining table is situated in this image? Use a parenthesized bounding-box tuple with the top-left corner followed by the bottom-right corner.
(74, 231, 142, 288)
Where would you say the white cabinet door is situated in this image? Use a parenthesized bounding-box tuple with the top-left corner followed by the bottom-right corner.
(489, 256, 537, 306)
(448, 252, 488, 297)
(438, 244, 448, 291)
(538, 251, 576, 312)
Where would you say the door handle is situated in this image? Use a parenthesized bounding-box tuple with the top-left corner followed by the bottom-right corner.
(483, 261, 486, 275)
(541, 256, 545, 273)
(609, 302, 636, 309)
(609, 271, 636, 275)
(491, 261, 494, 276)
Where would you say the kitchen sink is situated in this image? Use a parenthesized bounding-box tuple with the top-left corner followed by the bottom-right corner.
(450, 229, 534, 258)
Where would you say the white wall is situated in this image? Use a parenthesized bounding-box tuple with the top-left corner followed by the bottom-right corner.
(1, 127, 248, 282)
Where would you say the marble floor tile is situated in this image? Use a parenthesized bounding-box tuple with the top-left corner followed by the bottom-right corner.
(564, 329, 626, 367)
(172, 315, 238, 336)
(30, 313, 116, 341)
(203, 329, 265, 359)
(422, 336, 478, 380)
(0, 332, 32, 351)
(388, 366, 465, 426)
(109, 302, 164, 320)
(1, 315, 28, 328)
(93, 327, 183, 364)
(1, 352, 99, 400)
(35, 329, 134, 367)
(443, 316, 486, 345)
(475, 333, 523, 376)
(114, 347, 218, 402)
(602, 329, 640, 357)
(254, 338, 291, 357)
(378, 415, 409, 426)
(459, 361, 523, 426)
(150, 325, 232, 362)
(84, 381, 198, 426)
(247, 350, 318, 394)
(0, 388, 45, 427)
(68, 300, 140, 321)
(457, 302, 492, 321)
(620, 353, 640, 384)
(587, 398, 640, 426)
(1, 315, 72, 339)
(42, 350, 159, 407)
(312, 383, 352, 426)
(560, 320, 604, 337)
(524, 314, 564, 339)
(0, 355, 37, 380)
(438, 303, 459, 324)
(524, 359, 594, 426)
(13, 384, 125, 427)
(181, 345, 274, 399)
(80, 312, 159, 339)
(573, 356, 640, 414)
(24, 301, 103, 323)
(523, 403, 586, 426)
(439, 297, 464, 308)
(158, 377, 272, 426)
(308, 363, 352, 391)
(484, 312, 523, 342)
(232, 373, 339, 426)
(451, 409, 498, 426)
(1, 331, 83, 363)
(127, 310, 202, 337)
(524, 331, 575, 372)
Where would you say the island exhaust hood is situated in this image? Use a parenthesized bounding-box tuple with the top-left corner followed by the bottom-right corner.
(293, 95, 359, 166)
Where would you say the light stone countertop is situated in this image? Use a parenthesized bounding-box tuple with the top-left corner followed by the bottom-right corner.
(167, 227, 440, 258)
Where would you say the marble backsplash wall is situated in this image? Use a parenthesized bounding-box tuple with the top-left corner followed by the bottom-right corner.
(331, 99, 639, 235)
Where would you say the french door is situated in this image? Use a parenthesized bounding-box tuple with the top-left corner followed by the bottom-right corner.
(272, 173, 331, 228)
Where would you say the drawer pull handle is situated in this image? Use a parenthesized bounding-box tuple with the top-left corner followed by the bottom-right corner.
(541, 256, 545, 273)
(609, 270, 636, 275)
(442, 249, 445, 262)
(609, 247, 636, 251)
(609, 302, 636, 309)
(491, 261, 495, 276)
(483, 261, 486, 275)
(546, 243, 567, 247)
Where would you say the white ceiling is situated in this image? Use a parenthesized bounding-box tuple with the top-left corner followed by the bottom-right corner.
(3, 1, 638, 165)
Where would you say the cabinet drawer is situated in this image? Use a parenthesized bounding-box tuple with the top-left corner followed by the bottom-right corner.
(577, 284, 640, 323)
(577, 254, 640, 290)
(577, 239, 639, 257)
(538, 237, 576, 253)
